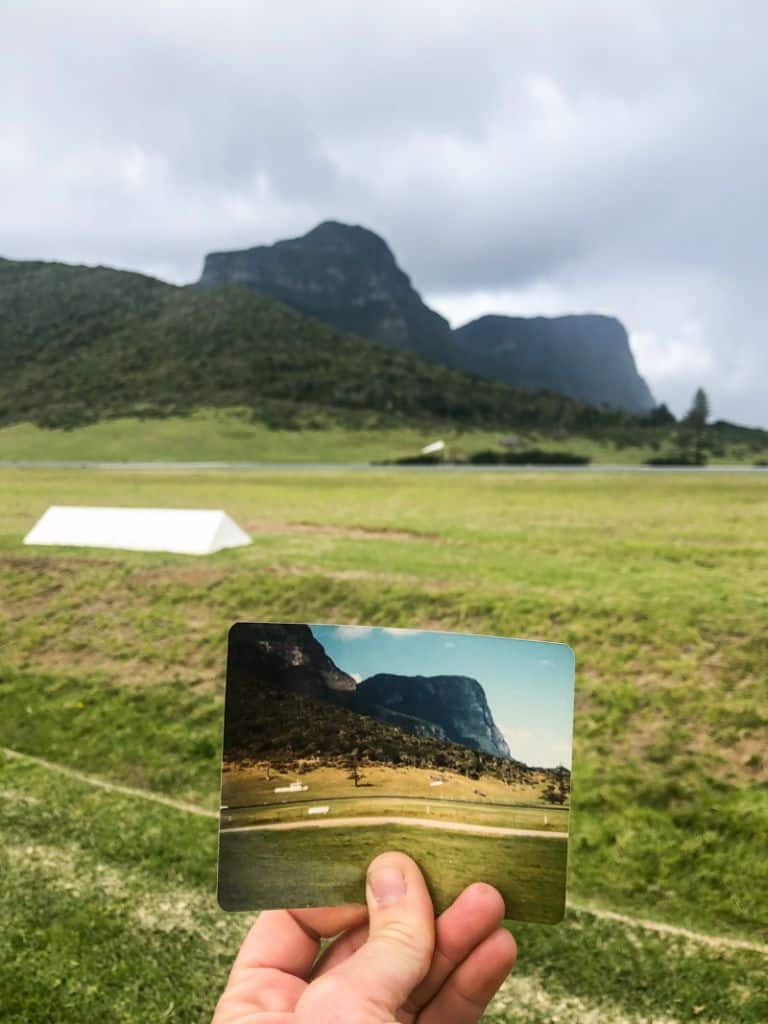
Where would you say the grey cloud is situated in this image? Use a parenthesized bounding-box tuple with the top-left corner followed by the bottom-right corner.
(1, 0, 766, 424)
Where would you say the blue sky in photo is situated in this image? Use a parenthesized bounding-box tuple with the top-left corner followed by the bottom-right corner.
(310, 624, 574, 768)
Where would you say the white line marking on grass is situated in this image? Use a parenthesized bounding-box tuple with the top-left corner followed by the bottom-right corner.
(1, 747, 217, 819)
(3, 840, 242, 943)
(567, 903, 768, 958)
(4, 746, 767, 958)
(223, 816, 569, 838)
(488, 974, 684, 1024)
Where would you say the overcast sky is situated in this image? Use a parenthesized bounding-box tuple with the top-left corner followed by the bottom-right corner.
(3, 1, 766, 425)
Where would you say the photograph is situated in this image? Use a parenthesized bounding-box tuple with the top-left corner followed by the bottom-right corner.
(4, 2, 767, 1019)
(218, 622, 575, 922)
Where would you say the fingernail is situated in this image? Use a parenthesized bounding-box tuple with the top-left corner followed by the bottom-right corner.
(368, 863, 407, 906)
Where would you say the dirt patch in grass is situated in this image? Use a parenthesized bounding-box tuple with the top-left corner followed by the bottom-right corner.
(2, 553, 458, 688)
(699, 722, 763, 784)
(601, 671, 768, 786)
(128, 563, 229, 587)
(243, 519, 437, 541)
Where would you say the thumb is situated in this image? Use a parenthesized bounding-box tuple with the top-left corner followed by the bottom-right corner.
(306, 852, 435, 1023)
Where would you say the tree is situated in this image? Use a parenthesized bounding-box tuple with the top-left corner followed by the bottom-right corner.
(646, 403, 677, 427)
(346, 750, 364, 788)
(554, 765, 570, 801)
(686, 388, 710, 429)
(684, 387, 710, 465)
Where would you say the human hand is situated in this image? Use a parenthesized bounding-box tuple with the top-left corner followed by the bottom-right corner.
(213, 851, 517, 1023)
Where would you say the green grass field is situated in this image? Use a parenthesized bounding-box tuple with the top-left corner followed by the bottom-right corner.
(217, 826, 567, 923)
(222, 760, 567, 813)
(220, 795, 568, 832)
(2, 466, 767, 1021)
(1, 406, 766, 463)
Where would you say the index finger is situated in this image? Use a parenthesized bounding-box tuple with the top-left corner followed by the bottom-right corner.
(232, 905, 369, 979)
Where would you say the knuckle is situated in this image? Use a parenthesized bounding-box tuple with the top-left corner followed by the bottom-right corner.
(377, 920, 433, 972)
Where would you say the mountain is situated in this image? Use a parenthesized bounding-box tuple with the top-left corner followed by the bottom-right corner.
(0, 256, 605, 431)
(356, 673, 511, 759)
(198, 221, 454, 363)
(226, 624, 512, 761)
(452, 314, 655, 414)
(198, 221, 655, 413)
(226, 623, 357, 702)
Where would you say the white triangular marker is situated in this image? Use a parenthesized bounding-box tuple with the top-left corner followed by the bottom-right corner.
(23, 506, 252, 556)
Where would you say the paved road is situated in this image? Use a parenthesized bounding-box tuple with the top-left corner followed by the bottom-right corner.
(2, 460, 766, 473)
(223, 815, 568, 838)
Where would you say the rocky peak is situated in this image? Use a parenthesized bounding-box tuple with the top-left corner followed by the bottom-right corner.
(227, 623, 357, 700)
(197, 221, 454, 364)
(281, 221, 399, 269)
(226, 626, 512, 761)
(198, 220, 656, 414)
(452, 313, 655, 413)
(355, 673, 511, 760)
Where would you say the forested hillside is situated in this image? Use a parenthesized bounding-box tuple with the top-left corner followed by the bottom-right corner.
(0, 257, 624, 431)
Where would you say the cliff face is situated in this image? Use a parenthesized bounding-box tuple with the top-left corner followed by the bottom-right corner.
(355, 673, 511, 759)
(199, 222, 655, 413)
(226, 623, 357, 701)
(225, 625, 512, 761)
(452, 314, 655, 413)
(198, 221, 454, 364)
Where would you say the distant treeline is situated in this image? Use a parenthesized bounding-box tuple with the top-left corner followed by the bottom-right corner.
(224, 686, 569, 788)
(0, 258, 694, 436)
(2, 259, 766, 459)
(387, 449, 591, 466)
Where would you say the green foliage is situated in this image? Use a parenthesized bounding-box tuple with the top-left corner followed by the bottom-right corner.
(2, 259, 767, 461)
(685, 387, 710, 428)
(1, 257, 629, 433)
(645, 402, 677, 426)
(678, 386, 711, 464)
(466, 448, 590, 465)
(226, 685, 541, 785)
(646, 452, 705, 466)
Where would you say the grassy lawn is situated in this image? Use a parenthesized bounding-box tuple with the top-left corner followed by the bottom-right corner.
(217, 825, 568, 922)
(222, 760, 567, 811)
(1, 465, 767, 1021)
(220, 794, 569, 832)
(1, 407, 765, 463)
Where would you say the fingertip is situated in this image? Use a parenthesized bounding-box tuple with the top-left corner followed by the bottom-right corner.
(367, 849, 420, 878)
(460, 882, 506, 920)
(489, 926, 518, 970)
(321, 851, 434, 1016)
(366, 851, 425, 907)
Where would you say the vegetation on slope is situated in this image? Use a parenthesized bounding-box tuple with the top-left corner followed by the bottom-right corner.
(0, 408, 766, 464)
(1, 257, 625, 432)
(3, 258, 766, 460)
(224, 685, 569, 792)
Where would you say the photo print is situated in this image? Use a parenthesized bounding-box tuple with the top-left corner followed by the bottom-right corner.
(217, 623, 575, 923)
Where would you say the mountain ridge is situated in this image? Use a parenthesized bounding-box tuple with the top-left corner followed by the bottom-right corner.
(199, 220, 454, 364)
(452, 312, 655, 413)
(0, 255, 630, 432)
(356, 672, 512, 759)
(226, 623, 514, 762)
(198, 221, 655, 413)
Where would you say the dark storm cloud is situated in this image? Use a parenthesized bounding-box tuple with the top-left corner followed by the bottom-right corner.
(1, 1, 766, 423)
